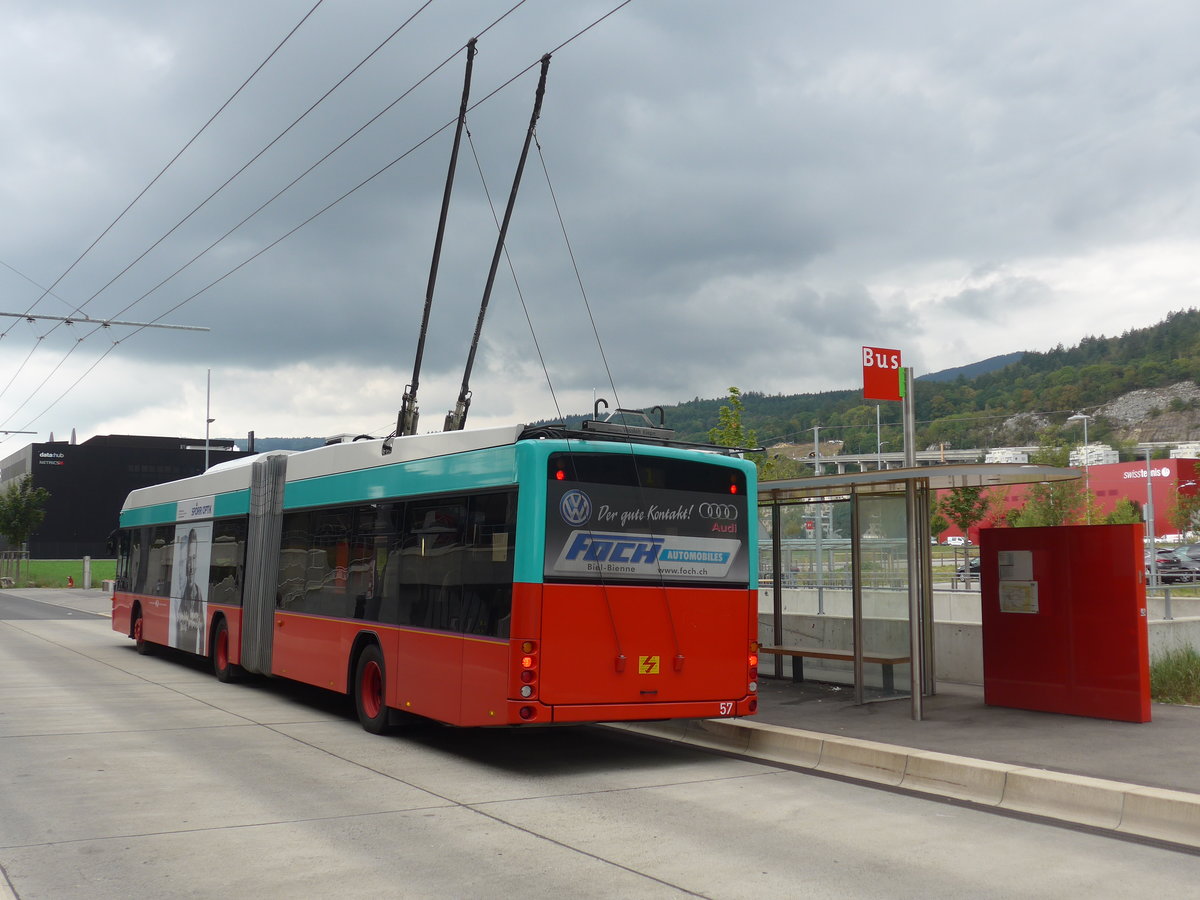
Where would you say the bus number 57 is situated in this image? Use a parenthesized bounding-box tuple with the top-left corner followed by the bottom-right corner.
(718, 701, 734, 716)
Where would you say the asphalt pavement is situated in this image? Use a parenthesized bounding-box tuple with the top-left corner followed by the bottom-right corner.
(7, 587, 1200, 849)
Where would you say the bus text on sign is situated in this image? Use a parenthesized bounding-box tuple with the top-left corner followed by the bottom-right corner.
(862, 346, 903, 402)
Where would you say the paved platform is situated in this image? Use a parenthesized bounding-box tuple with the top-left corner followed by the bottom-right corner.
(9, 588, 1200, 848)
(612, 677, 1200, 850)
(752, 678, 1200, 796)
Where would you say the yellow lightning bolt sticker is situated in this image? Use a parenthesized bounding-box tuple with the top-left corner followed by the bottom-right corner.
(639, 655, 660, 675)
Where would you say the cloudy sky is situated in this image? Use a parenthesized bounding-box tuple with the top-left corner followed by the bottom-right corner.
(2, 1, 1198, 448)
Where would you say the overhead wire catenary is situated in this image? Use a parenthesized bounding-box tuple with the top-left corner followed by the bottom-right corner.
(1, 1, 633, 438)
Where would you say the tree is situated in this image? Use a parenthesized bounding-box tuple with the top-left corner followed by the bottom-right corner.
(938, 486, 994, 541)
(930, 511, 950, 541)
(1010, 482, 1087, 527)
(1008, 437, 1088, 527)
(759, 453, 807, 481)
(0, 475, 51, 585)
(707, 386, 758, 450)
(1105, 497, 1143, 526)
(1167, 482, 1200, 536)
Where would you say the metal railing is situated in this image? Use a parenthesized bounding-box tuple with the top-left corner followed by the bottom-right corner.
(0, 550, 30, 586)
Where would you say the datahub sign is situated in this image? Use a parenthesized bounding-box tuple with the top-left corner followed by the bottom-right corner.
(862, 345, 904, 403)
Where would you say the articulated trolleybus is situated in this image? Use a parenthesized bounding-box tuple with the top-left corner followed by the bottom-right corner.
(112, 421, 759, 730)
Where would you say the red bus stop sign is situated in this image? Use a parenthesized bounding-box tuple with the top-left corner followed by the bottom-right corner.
(862, 346, 903, 402)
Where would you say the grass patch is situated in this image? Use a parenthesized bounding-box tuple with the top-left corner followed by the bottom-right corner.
(0, 558, 117, 589)
(1150, 646, 1200, 705)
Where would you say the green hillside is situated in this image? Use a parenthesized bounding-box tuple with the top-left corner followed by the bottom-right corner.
(586, 308, 1200, 454)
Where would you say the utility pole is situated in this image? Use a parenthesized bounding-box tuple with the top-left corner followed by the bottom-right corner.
(1067, 412, 1093, 524)
(205, 369, 214, 471)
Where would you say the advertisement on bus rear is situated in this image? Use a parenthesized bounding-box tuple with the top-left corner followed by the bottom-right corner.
(544, 482, 748, 585)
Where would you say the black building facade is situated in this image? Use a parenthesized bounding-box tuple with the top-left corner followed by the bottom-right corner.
(0, 435, 252, 559)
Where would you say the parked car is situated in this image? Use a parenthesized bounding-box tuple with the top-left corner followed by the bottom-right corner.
(1174, 544, 1200, 563)
(945, 536, 966, 547)
(956, 558, 981, 577)
(1146, 549, 1200, 584)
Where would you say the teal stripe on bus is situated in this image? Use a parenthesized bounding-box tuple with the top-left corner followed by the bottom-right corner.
(120, 489, 249, 527)
(119, 502, 179, 528)
(282, 445, 520, 510)
(216, 490, 250, 517)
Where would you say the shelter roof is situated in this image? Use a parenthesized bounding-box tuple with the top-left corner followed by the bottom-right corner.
(758, 463, 1080, 503)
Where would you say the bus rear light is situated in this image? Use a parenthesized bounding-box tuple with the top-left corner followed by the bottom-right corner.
(520, 670, 536, 684)
(748, 681, 758, 693)
(520, 685, 534, 698)
(520, 655, 535, 669)
(749, 666, 758, 680)
(519, 706, 537, 720)
(521, 640, 537, 653)
(748, 653, 759, 667)
(748, 698, 758, 713)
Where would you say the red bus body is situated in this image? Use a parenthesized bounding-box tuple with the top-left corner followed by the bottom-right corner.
(112, 428, 759, 728)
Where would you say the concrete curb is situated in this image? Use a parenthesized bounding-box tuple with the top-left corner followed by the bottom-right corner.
(606, 718, 1200, 849)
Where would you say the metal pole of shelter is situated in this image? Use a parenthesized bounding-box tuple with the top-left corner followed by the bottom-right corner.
(850, 486, 864, 705)
(906, 477, 924, 720)
(771, 495, 783, 679)
(901, 366, 925, 717)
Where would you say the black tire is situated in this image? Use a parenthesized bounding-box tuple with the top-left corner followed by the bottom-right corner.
(354, 644, 391, 734)
(211, 618, 245, 683)
(132, 608, 153, 655)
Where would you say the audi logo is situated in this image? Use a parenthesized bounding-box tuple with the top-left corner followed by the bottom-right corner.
(699, 502, 739, 520)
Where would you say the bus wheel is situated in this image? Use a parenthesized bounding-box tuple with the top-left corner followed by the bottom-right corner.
(354, 644, 390, 734)
(212, 619, 244, 683)
(132, 609, 153, 656)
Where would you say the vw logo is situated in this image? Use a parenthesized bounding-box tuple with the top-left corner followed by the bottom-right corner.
(699, 502, 739, 520)
(560, 490, 592, 526)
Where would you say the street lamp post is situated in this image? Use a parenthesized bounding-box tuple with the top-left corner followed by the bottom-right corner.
(1146, 447, 1158, 586)
(205, 369, 215, 472)
(1067, 412, 1092, 524)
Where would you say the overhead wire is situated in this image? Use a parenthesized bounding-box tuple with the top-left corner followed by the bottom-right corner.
(0, 0, 441, 409)
(0, 0, 329, 341)
(55, 0, 441, 328)
(2, 1, 636, 437)
(0, 1, 521, 434)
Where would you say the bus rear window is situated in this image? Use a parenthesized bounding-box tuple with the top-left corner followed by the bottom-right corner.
(547, 452, 746, 496)
(544, 452, 749, 586)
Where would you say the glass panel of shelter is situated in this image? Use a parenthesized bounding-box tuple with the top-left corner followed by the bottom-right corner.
(855, 492, 913, 702)
(760, 491, 915, 703)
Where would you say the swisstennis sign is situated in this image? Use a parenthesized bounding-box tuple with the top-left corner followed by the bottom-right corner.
(862, 346, 903, 402)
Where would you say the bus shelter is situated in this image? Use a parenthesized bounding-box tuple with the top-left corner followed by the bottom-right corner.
(757, 463, 1078, 720)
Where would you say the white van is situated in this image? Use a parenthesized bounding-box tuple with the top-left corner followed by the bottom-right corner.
(945, 536, 966, 546)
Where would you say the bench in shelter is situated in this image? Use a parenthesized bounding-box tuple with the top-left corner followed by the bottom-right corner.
(759, 646, 911, 693)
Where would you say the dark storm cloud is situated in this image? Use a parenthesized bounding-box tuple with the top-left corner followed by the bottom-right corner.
(3, 1, 1200, 439)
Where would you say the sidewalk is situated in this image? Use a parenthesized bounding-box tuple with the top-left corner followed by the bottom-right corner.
(752, 678, 1200, 796)
(4, 587, 113, 617)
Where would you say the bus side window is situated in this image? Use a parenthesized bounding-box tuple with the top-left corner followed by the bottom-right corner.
(460, 492, 515, 637)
